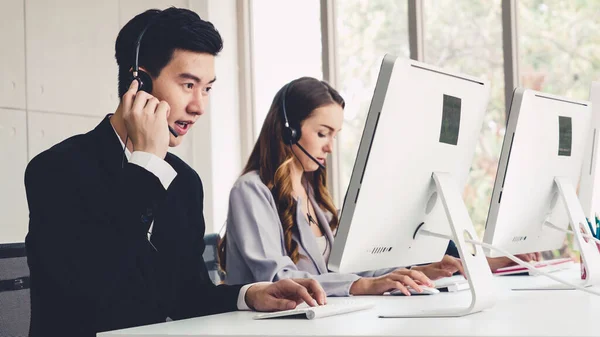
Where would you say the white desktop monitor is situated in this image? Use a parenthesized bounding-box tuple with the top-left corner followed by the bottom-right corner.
(483, 88, 592, 257)
(578, 82, 600, 227)
(328, 55, 490, 274)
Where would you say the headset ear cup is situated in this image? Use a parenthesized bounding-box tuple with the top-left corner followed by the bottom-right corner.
(282, 126, 293, 145)
(136, 70, 153, 93)
(280, 80, 302, 145)
(291, 125, 301, 144)
(283, 125, 300, 145)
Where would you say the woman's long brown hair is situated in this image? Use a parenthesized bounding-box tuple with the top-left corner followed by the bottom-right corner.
(218, 77, 345, 271)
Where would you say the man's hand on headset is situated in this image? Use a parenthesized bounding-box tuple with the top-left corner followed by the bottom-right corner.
(121, 80, 171, 159)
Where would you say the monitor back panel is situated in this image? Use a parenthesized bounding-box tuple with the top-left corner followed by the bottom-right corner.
(329, 56, 490, 273)
(484, 88, 591, 257)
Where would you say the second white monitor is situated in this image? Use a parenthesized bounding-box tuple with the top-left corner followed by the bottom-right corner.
(483, 88, 592, 257)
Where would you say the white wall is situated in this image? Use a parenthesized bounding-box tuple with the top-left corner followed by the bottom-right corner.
(0, 0, 244, 243)
(191, 0, 243, 234)
(1, 0, 32, 244)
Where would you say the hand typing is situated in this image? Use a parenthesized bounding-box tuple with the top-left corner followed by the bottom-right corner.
(245, 278, 327, 312)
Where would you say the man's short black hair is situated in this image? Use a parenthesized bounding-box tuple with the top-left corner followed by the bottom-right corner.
(115, 7, 223, 98)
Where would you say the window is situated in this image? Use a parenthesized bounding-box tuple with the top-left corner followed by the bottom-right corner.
(518, 0, 600, 258)
(334, 0, 410, 198)
(247, 1, 599, 256)
(423, 0, 505, 237)
(518, 0, 600, 100)
(250, 0, 323, 138)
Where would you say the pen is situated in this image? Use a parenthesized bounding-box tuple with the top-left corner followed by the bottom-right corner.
(595, 213, 600, 240)
(586, 217, 595, 236)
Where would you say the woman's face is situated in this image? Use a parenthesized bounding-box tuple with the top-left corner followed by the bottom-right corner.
(293, 103, 344, 172)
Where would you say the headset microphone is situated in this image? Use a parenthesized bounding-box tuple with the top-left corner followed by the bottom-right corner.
(296, 142, 325, 170)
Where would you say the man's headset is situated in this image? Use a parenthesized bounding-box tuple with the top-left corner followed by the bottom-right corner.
(280, 81, 325, 170)
(132, 14, 178, 138)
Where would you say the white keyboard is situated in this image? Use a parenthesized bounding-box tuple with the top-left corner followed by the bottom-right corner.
(434, 275, 470, 292)
(253, 300, 375, 320)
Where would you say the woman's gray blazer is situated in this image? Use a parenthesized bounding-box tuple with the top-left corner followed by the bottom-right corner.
(223, 171, 394, 296)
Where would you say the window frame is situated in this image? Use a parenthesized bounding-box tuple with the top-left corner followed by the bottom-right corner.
(238, 0, 520, 204)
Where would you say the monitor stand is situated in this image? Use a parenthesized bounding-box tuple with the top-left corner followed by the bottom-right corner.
(479, 177, 600, 292)
(380, 172, 496, 318)
(532, 177, 600, 289)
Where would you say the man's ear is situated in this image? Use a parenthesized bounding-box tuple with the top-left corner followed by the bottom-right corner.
(138, 66, 151, 75)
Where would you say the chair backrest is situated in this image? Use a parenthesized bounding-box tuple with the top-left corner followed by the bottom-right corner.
(203, 233, 225, 285)
(0, 243, 31, 337)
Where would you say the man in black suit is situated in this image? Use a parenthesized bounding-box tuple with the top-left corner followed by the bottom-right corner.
(24, 8, 325, 337)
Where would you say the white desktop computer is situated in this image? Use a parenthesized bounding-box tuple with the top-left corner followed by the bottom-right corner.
(483, 87, 600, 289)
(328, 54, 495, 317)
(578, 82, 600, 230)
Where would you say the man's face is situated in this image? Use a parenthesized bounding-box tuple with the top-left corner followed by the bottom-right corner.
(150, 49, 216, 147)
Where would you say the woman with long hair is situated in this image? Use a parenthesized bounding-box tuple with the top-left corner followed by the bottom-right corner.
(218, 77, 468, 296)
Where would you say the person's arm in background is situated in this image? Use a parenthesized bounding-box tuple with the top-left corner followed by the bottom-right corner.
(424, 241, 542, 275)
(487, 252, 542, 272)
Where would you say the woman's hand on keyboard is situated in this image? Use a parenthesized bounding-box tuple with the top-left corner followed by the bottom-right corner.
(349, 268, 433, 296)
(245, 278, 327, 312)
(411, 255, 465, 280)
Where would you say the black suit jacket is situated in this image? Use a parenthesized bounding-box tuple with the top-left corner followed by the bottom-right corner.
(24, 116, 243, 337)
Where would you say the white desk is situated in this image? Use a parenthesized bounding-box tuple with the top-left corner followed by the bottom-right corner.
(98, 268, 600, 337)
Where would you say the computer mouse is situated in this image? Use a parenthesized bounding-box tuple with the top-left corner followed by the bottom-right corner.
(390, 286, 440, 296)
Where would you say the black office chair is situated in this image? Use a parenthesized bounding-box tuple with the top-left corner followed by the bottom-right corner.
(0, 243, 31, 337)
(203, 233, 225, 285)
